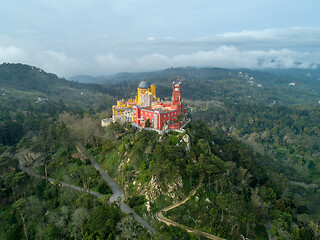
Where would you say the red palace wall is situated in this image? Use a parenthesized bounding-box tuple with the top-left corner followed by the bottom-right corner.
(133, 108, 182, 130)
(132, 82, 185, 130)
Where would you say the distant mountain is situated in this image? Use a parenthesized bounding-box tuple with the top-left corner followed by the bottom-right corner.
(69, 67, 237, 84)
(3, 63, 320, 107)
(70, 66, 320, 87)
(68, 75, 113, 84)
(69, 66, 320, 106)
(262, 65, 320, 80)
(0, 63, 106, 93)
(0, 63, 116, 110)
(0, 63, 68, 93)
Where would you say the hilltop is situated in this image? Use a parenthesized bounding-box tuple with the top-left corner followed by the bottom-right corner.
(0, 63, 117, 113)
(0, 63, 319, 239)
(0, 63, 106, 95)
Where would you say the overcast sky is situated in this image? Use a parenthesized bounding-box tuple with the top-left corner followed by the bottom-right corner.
(1, 0, 320, 77)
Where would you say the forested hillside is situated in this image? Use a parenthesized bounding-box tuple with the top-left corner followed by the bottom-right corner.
(0, 64, 151, 239)
(1, 64, 319, 239)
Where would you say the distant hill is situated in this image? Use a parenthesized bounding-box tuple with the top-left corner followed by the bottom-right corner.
(69, 67, 238, 84)
(0, 63, 67, 93)
(73, 66, 320, 106)
(263, 66, 320, 80)
(0, 63, 116, 111)
(2, 63, 320, 108)
(70, 66, 320, 86)
(0, 63, 107, 94)
(70, 66, 320, 102)
(68, 75, 112, 84)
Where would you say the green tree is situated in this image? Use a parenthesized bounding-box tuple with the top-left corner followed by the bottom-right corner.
(13, 198, 29, 240)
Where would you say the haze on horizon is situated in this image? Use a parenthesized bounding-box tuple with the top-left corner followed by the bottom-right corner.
(1, 0, 320, 77)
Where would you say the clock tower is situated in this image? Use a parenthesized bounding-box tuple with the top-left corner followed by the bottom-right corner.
(172, 82, 181, 106)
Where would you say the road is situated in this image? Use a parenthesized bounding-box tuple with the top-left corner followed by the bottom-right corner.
(156, 175, 225, 240)
(76, 143, 156, 235)
(18, 144, 224, 239)
(22, 153, 155, 236)
(76, 143, 125, 203)
(21, 166, 105, 198)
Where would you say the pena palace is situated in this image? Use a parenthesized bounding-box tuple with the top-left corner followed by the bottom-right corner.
(101, 80, 187, 131)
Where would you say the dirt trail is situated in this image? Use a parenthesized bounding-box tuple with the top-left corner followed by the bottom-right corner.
(156, 175, 225, 240)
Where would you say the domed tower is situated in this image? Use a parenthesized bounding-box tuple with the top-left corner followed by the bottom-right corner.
(137, 79, 156, 105)
(137, 80, 150, 105)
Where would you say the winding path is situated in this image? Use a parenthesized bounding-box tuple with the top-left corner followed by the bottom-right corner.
(20, 166, 105, 198)
(19, 144, 155, 235)
(21, 167, 155, 235)
(18, 142, 224, 239)
(156, 175, 225, 240)
(76, 143, 156, 235)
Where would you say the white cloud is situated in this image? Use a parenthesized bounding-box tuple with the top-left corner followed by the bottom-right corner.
(94, 53, 132, 74)
(0, 27, 319, 76)
(128, 46, 311, 71)
(0, 45, 27, 63)
(143, 27, 320, 50)
(219, 26, 320, 39)
(35, 50, 81, 75)
(214, 27, 320, 47)
(90, 46, 312, 74)
(0, 44, 313, 76)
(0, 44, 81, 77)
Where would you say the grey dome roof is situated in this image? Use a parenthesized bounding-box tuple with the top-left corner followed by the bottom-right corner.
(138, 80, 150, 89)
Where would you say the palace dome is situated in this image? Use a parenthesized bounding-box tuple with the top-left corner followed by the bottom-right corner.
(138, 80, 150, 89)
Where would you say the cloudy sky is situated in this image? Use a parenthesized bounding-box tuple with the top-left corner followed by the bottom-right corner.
(1, 0, 320, 77)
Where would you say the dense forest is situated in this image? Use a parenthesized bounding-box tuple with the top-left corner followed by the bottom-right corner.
(1, 63, 319, 239)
